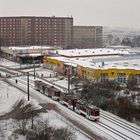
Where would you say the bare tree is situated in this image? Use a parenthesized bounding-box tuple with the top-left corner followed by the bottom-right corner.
(0, 125, 5, 139)
(25, 121, 76, 140)
(52, 127, 76, 140)
(127, 73, 137, 91)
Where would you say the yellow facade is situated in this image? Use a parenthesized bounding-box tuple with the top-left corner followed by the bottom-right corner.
(82, 67, 140, 79)
(43, 56, 140, 82)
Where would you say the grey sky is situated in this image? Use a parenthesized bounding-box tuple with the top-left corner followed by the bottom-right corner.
(0, 0, 140, 29)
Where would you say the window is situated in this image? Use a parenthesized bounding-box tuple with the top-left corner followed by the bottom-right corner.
(100, 73, 108, 82)
(117, 73, 126, 83)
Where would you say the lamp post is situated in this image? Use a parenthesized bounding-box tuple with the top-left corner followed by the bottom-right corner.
(27, 72, 30, 101)
(0, 38, 2, 60)
(67, 67, 72, 94)
(33, 58, 36, 79)
(34, 62, 35, 79)
(68, 75, 70, 94)
(19, 58, 21, 69)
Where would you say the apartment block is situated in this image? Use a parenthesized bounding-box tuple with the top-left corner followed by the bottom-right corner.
(0, 16, 73, 48)
(73, 26, 103, 48)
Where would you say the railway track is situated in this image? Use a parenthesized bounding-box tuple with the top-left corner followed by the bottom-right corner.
(16, 75, 67, 92)
(100, 111, 140, 137)
(98, 121, 133, 140)
(41, 77, 68, 91)
(0, 65, 21, 73)
(0, 65, 23, 78)
(0, 68, 17, 76)
(0, 64, 67, 91)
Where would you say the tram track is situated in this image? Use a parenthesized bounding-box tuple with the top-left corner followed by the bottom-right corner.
(100, 111, 140, 136)
(0, 65, 67, 91)
(0, 65, 23, 77)
(98, 121, 133, 140)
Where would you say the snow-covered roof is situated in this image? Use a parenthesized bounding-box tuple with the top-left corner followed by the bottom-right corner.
(19, 53, 43, 57)
(108, 45, 132, 49)
(47, 56, 140, 70)
(8, 45, 53, 50)
(55, 48, 134, 57)
(1, 46, 62, 56)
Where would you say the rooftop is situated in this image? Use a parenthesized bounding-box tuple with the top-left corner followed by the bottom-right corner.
(8, 46, 54, 50)
(53, 47, 135, 58)
(47, 48, 140, 70)
(48, 56, 140, 70)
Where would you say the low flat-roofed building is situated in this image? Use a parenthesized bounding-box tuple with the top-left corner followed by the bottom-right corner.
(43, 48, 140, 84)
(1, 45, 62, 63)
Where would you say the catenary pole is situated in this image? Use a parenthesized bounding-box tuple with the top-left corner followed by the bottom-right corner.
(27, 72, 30, 101)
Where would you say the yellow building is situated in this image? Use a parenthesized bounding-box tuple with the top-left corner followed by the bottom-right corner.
(43, 48, 140, 84)
(43, 55, 140, 84)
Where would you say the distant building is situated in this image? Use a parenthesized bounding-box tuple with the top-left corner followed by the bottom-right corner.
(0, 16, 73, 48)
(73, 26, 103, 48)
(95, 26, 103, 48)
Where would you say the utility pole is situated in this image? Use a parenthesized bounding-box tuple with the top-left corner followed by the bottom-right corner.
(67, 67, 72, 94)
(68, 75, 70, 94)
(0, 38, 2, 60)
(34, 62, 35, 79)
(27, 72, 30, 101)
(33, 58, 36, 79)
(19, 58, 21, 69)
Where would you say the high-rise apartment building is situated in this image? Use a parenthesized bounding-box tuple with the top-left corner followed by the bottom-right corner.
(0, 16, 73, 48)
(73, 26, 103, 48)
(95, 26, 103, 48)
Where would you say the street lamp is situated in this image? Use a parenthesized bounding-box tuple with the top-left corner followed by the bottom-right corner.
(67, 67, 72, 94)
(34, 61, 35, 79)
(33, 58, 36, 79)
(27, 72, 30, 101)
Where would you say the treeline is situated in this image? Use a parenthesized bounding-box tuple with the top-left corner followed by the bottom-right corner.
(106, 34, 140, 47)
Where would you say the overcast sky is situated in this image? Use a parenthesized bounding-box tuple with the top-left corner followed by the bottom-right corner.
(0, 0, 140, 29)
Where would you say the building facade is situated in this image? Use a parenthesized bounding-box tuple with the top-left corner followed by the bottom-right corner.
(0, 16, 73, 48)
(73, 26, 103, 49)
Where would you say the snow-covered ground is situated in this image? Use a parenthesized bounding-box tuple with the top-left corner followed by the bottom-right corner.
(0, 82, 24, 116)
(0, 81, 91, 140)
(0, 59, 19, 68)
(0, 58, 140, 140)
